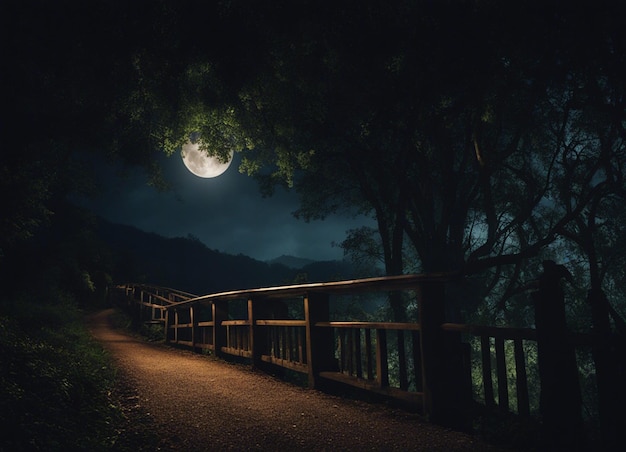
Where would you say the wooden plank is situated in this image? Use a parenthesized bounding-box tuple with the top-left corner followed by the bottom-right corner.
(481, 335, 495, 408)
(514, 338, 530, 416)
(165, 273, 452, 307)
(354, 329, 363, 379)
(286, 327, 292, 362)
(364, 328, 373, 380)
(255, 320, 307, 327)
(164, 309, 170, 343)
(260, 355, 309, 373)
(347, 328, 354, 375)
(248, 298, 258, 367)
(495, 337, 509, 412)
(221, 346, 252, 358)
(270, 326, 277, 358)
(376, 329, 389, 388)
(411, 331, 423, 392)
(398, 330, 408, 390)
(297, 328, 304, 364)
(138, 301, 168, 309)
(316, 321, 420, 330)
(279, 326, 285, 360)
(212, 300, 228, 359)
(222, 320, 250, 326)
(189, 306, 197, 350)
(338, 329, 345, 373)
(318, 371, 424, 407)
(304, 292, 334, 390)
(174, 311, 179, 343)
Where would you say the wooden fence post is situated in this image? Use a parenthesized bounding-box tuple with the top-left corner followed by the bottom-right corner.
(248, 298, 261, 369)
(304, 292, 335, 389)
(137, 290, 144, 325)
(533, 260, 585, 449)
(419, 280, 470, 429)
(190, 306, 196, 352)
(173, 309, 179, 343)
(212, 299, 228, 358)
(164, 308, 171, 343)
(375, 329, 389, 388)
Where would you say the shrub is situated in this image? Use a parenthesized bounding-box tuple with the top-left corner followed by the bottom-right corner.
(0, 297, 122, 450)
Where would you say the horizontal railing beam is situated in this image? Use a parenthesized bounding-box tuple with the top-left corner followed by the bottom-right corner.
(316, 321, 420, 330)
(222, 320, 250, 326)
(255, 320, 307, 327)
(163, 273, 452, 308)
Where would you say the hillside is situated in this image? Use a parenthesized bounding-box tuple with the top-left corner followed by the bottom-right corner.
(96, 220, 358, 296)
(266, 255, 316, 269)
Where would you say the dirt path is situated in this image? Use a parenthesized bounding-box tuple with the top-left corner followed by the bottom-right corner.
(87, 309, 503, 451)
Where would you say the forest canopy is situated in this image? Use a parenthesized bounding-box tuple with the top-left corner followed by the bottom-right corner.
(3, 0, 626, 321)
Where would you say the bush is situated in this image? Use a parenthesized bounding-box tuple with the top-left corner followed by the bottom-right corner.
(0, 297, 122, 451)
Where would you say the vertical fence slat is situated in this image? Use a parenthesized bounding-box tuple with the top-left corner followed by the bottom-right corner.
(514, 338, 530, 416)
(338, 329, 345, 373)
(298, 327, 304, 364)
(481, 335, 495, 409)
(376, 329, 389, 388)
(174, 310, 179, 343)
(412, 331, 423, 392)
(164, 308, 171, 343)
(365, 328, 373, 380)
(213, 300, 228, 358)
(398, 330, 408, 390)
(347, 328, 354, 375)
(190, 306, 196, 351)
(355, 329, 363, 379)
(286, 327, 292, 362)
(495, 337, 509, 412)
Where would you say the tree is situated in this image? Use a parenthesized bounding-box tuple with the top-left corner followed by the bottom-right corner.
(551, 81, 626, 449)
(84, 1, 624, 330)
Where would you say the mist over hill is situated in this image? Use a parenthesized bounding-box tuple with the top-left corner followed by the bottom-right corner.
(97, 220, 358, 296)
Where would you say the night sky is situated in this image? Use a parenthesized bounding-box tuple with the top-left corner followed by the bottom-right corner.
(78, 152, 373, 262)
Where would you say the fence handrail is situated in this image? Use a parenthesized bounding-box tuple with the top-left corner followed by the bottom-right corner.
(149, 273, 452, 308)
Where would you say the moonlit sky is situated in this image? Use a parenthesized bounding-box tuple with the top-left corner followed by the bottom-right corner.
(80, 153, 374, 262)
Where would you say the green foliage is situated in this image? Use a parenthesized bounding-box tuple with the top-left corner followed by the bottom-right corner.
(0, 298, 121, 451)
(139, 323, 165, 342)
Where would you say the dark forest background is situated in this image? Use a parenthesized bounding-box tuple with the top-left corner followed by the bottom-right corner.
(2, 0, 626, 450)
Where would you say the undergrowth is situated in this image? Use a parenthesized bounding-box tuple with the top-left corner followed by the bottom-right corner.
(0, 294, 123, 451)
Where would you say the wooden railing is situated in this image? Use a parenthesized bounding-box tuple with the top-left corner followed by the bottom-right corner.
(442, 323, 538, 416)
(113, 275, 595, 425)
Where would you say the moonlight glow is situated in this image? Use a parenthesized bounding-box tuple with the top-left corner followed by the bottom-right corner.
(181, 142, 234, 178)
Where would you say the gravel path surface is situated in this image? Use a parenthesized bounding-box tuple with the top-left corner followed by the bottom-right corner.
(87, 309, 505, 451)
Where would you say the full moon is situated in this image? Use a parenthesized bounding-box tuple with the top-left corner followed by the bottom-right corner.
(181, 142, 234, 178)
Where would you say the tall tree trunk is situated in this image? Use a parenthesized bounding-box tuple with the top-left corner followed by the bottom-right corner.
(587, 288, 620, 450)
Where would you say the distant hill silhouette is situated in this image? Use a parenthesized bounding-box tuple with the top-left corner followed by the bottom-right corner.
(266, 255, 316, 269)
(96, 220, 358, 296)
